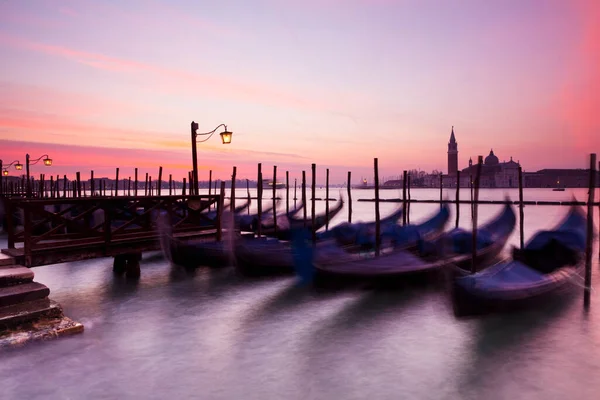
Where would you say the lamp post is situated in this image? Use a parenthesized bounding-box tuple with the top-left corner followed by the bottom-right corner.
(1, 160, 23, 197)
(190, 121, 232, 195)
(25, 154, 52, 197)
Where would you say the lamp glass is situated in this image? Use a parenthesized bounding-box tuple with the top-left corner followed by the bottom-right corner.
(44, 158, 53, 166)
(15, 163, 23, 170)
(220, 130, 232, 144)
(2, 170, 8, 176)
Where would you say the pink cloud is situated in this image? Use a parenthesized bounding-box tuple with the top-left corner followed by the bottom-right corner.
(0, 33, 366, 114)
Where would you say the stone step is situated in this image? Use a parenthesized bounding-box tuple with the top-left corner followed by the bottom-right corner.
(0, 265, 34, 287)
(0, 253, 15, 267)
(0, 299, 63, 332)
(0, 282, 50, 308)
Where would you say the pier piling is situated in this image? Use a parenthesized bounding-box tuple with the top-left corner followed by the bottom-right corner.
(326, 168, 330, 230)
(471, 156, 483, 273)
(518, 166, 524, 249)
(311, 163, 316, 244)
(584, 153, 596, 309)
(347, 171, 352, 223)
(374, 158, 381, 256)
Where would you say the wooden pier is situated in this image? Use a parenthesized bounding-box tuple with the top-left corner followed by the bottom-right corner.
(1, 194, 224, 269)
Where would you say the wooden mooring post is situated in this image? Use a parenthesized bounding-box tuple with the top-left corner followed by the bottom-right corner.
(290, 177, 296, 206)
(286, 171, 290, 214)
(257, 163, 262, 238)
(439, 173, 443, 208)
(208, 170, 213, 211)
(144, 173, 149, 196)
(325, 168, 330, 230)
(302, 170, 307, 228)
(76, 172, 82, 198)
(518, 166, 525, 249)
(455, 170, 460, 228)
(374, 159, 381, 256)
(407, 174, 411, 225)
(231, 166, 237, 211)
(216, 181, 226, 241)
(246, 179, 251, 214)
(157, 166, 163, 196)
(128, 177, 131, 196)
(134, 168, 138, 197)
(90, 170, 95, 196)
(272, 166, 277, 236)
(471, 156, 483, 273)
(584, 153, 596, 309)
(115, 168, 119, 196)
(311, 163, 316, 243)
(347, 171, 352, 223)
(402, 170, 407, 226)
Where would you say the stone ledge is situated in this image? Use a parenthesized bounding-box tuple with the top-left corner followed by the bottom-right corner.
(0, 282, 50, 307)
(0, 316, 84, 348)
(0, 299, 63, 332)
(0, 265, 34, 287)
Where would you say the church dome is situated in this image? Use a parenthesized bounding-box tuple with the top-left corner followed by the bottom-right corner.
(485, 149, 499, 165)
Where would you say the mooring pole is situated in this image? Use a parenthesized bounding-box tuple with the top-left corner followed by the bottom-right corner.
(294, 178, 297, 208)
(246, 179, 250, 214)
(273, 165, 277, 236)
(325, 168, 330, 231)
(455, 170, 460, 228)
(231, 166, 237, 212)
(518, 166, 525, 249)
(407, 174, 411, 225)
(471, 156, 483, 274)
(439, 173, 443, 209)
(286, 171, 290, 215)
(347, 171, 352, 223)
(257, 163, 262, 238)
(134, 168, 138, 197)
(311, 163, 317, 244)
(374, 158, 381, 256)
(402, 170, 407, 226)
(584, 153, 596, 309)
(157, 166, 163, 196)
(208, 170, 213, 211)
(302, 170, 307, 228)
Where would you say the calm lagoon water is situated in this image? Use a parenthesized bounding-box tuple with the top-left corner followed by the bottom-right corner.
(1, 188, 600, 400)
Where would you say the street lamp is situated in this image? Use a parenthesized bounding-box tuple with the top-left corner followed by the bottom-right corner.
(190, 121, 232, 195)
(0, 160, 23, 176)
(26, 154, 52, 196)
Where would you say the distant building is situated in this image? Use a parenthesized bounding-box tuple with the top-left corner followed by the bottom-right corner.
(523, 169, 598, 188)
(459, 150, 521, 188)
(447, 126, 458, 176)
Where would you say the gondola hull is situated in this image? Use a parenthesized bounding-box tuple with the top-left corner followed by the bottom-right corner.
(451, 205, 587, 316)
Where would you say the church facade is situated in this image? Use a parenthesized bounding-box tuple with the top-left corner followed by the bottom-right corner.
(443, 128, 521, 188)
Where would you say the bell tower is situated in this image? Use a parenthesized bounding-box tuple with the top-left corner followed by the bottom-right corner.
(447, 126, 458, 176)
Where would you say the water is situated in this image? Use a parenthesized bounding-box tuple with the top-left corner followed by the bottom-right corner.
(1, 188, 600, 399)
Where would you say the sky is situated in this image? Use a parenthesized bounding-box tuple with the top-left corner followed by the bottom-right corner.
(0, 0, 599, 184)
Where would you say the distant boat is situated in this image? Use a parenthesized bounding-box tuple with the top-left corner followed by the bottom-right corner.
(553, 178, 565, 191)
(262, 179, 285, 189)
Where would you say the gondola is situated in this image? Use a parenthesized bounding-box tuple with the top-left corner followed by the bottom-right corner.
(233, 200, 344, 276)
(258, 198, 344, 241)
(313, 203, 514, 280)
(234, 204, 449, 278)
(157, 201, 256, 268)
(317, 204, 404, 248)
(451, 205, 587, 316)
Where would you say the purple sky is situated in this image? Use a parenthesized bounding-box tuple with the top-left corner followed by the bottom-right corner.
(1, 0, 598, 183)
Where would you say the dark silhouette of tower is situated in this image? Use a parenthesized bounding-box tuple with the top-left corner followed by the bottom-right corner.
(448, 126, 458, 175)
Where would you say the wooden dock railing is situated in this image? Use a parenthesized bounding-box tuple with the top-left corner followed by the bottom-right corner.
(1, 194, 223, 267)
